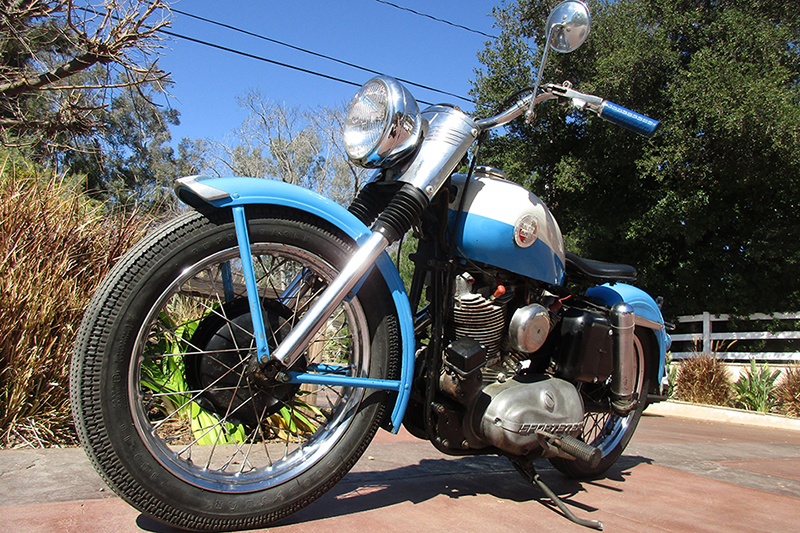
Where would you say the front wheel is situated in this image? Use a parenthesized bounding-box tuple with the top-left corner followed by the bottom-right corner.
(549, 328, 651, 479)
(71, 207, 400, 531)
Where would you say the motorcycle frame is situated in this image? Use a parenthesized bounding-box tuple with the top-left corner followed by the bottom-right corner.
(176, 173, 671, 437)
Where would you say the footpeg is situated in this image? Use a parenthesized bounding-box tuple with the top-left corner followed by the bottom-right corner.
(536, 430, 602, 468)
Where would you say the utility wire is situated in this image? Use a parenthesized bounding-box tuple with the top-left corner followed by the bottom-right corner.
(171, 7, 472, 103)
(160, 29, 435, 107)
(74, 4, 470, 106)
(374, 0, 497, 39)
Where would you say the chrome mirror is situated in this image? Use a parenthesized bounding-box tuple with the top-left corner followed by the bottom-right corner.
(546, 0, 591, 53)
(527, 1, 591, 121)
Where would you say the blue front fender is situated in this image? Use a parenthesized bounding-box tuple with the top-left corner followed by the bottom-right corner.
(175, 175, 414, 433)
(586, 283, 671, 388)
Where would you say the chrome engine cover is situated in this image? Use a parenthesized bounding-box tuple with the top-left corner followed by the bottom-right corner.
(475, 374, 584, 456)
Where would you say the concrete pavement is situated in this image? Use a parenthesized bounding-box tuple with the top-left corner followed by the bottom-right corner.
(2, 405, 800, 532)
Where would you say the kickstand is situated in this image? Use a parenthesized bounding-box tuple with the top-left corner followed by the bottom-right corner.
(512, 460, 604, 531)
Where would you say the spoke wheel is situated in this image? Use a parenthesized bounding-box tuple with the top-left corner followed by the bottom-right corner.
(549, 329, 650, 479)
(71, 208, 399, 531)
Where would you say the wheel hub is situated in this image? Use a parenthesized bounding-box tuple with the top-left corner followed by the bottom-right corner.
(185, 298, 304, 427)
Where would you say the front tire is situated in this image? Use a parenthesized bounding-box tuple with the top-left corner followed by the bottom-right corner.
(70, 207, 400, 531)
(549, 328, 651, 479)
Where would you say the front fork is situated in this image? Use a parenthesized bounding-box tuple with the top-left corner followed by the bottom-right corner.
(231, 185, 427, 430)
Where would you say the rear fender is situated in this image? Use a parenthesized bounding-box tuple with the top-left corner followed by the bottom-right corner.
(586, 283, 671, 392)
(175, 175, 414, 433)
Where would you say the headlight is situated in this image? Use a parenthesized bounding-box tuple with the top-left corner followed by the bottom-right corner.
(344, 76, 422, 168)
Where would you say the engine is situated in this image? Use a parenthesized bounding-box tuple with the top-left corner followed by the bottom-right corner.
(433, 268, 591, 457)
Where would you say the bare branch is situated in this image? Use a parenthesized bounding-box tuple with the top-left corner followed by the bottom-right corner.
(0, 0, 172, 145)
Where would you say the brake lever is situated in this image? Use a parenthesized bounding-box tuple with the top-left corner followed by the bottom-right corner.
(545, 82, 660, 138)
(546, 82, 604, 109)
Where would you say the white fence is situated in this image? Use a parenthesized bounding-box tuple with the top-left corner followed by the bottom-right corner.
(670, 312, 800, 361)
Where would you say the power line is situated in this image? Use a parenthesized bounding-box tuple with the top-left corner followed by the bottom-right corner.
(161, 29, 437, 107)
(160, 29, 360, 90)
(170, 7, 472, 103)
(374, 0, 497, 39)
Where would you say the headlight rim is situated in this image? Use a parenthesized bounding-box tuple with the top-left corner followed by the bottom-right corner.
(344, 76, 422, 168)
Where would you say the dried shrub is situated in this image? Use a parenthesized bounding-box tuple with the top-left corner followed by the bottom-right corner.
(0, 154, 151, 447)
(775, 366, 800, 418)
(673, 354, 734, 406)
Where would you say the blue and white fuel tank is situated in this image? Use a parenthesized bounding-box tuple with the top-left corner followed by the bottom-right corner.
(448, 166, 566, 286)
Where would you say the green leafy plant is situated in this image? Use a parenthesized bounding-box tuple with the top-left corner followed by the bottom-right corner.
(142, 312, 246, 445)
(143, 309, 328, 446)
(665, 354, 678, 398)
(732, 359, 780, 412)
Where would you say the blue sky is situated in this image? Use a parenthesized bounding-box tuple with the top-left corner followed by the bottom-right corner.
(157, 1, 501, 143)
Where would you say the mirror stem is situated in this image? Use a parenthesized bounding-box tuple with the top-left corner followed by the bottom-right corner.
(526, 25, 556, 123)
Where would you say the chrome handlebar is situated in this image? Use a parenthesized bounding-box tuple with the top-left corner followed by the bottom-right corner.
(475, 83, 659, 138)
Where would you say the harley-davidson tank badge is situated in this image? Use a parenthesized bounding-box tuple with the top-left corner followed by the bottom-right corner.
(513, 214, 538, 248)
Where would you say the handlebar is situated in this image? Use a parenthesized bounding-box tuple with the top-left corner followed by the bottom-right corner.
(475, 83, 659, 138)
(597, 101, 659, 138)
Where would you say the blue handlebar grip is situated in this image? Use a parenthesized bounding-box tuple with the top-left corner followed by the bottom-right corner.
(598, 101, 659, 138)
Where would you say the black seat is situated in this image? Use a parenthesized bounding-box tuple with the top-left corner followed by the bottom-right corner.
(565, 251, 637, 284)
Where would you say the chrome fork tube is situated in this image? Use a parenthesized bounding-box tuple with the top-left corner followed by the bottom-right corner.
(610, 302, 637, 415)
(266, 231, 389, 367)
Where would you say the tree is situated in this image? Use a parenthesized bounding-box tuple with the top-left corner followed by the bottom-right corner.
(472, 0, 800, 317)
(0, 0, 170, 148)
(63, 78, 183, 211)
(197, 92, 367, 206)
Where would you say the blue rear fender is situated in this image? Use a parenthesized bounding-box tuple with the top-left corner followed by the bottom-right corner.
(174, 175, 414, 432)
(586, 283, 671, 391)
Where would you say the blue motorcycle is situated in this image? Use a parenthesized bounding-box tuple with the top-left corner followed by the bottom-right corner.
(71, 2, 669, 530)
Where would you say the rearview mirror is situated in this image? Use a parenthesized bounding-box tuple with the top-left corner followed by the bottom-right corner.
(527, 1, 591, 121)
(546, 0, 591, 53)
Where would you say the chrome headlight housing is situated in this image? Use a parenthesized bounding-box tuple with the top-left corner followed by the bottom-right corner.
(343, 76, 423, 168)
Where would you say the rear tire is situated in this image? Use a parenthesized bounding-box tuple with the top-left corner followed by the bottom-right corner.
(549, 328, 651, 479)
(71, 207, 400, 531)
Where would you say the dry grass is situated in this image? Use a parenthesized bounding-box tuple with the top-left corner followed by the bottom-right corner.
(0, 154, 151, 448)
(673, 353, 734, 406)
(775, 366, 800, 418)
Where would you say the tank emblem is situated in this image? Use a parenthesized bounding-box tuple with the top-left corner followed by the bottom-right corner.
(513, 214, 538, 248)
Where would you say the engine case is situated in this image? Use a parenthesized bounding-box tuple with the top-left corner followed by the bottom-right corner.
(472, 374, 584, 456)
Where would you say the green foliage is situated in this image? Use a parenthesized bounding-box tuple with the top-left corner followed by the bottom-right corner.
(666, 359, 678, 398)
(0, 150, 151, 447)
(732, 359, 781, 412)
(63, 81, 189, 213)
(472, 0, 800, 317)
(143, 312, 246, 445)
(143, 310, 325, 447)
(673, 354, 733, 406)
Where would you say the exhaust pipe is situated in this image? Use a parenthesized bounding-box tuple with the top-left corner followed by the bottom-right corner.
(610, 302, 637, 416)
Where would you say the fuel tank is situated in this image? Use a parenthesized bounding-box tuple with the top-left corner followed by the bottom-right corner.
(448, 167, 565, 286)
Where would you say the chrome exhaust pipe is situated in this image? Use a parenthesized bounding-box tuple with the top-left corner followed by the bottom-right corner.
(610, 302, 637, 416)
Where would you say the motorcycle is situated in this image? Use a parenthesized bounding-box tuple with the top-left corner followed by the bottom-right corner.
(71, 1, 670, 531)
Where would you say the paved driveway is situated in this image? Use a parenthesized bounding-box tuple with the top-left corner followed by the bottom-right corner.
(1, 410, 799, 532)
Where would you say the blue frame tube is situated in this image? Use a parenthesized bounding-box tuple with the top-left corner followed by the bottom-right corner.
(232, 206, 271, 363)
(286, 372, 402, 391)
